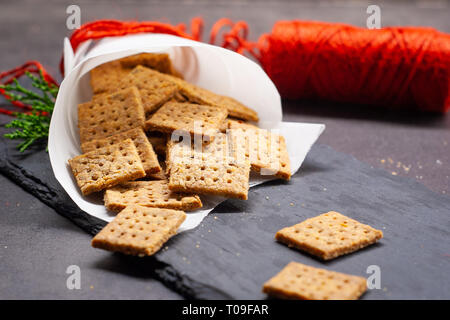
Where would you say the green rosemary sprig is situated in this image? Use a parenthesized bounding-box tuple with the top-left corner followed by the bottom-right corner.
(1, 71, 58, 152)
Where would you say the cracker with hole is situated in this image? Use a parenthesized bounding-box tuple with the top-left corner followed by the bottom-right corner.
(68, 139, 145, 195)
(78, 86, 145, 144)
(118, 52, 179, 76)
(228, 122, 291, 180)
(275, 211, 383, 260)
(167, 75, 259, 122)
(117, 66, 178, 116)
(145, 101, 228, 139)
(262, 261, 367, 300)
(167, 133, 251, 200)
(104, 180, 202, 212)
(90, 60, 131, 94)
(81, 127, 161, 175)
(91, 205, 186, 256)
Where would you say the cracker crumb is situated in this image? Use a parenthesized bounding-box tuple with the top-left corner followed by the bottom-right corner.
(380, 159, 385, 164)
(391, 171, 397, 176)
(290, 202, 294, 206)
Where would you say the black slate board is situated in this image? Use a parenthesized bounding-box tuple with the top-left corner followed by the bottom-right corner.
(1, 138, 449, 299)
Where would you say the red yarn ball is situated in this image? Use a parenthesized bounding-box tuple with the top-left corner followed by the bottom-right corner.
(257, 21, 450, 113)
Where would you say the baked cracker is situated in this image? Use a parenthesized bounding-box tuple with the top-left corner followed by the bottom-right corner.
(275, 211, 383, 260)
(81, 128, 161, 175)
(119, 53, 174, 74)
(68, 139, 145, 195)
(262, 261, 367, 300)
(117, 66, 178, 116)
(78, 86, 145, 144)
(168, 75, 259, 122)
(228, 123, 291, 180)
(91, 205, 186, 256)
(167, 133, 250, 200)
(104, 180, 202, 212)
(145, 101, 228, 139)
(90, 60, 131, 94)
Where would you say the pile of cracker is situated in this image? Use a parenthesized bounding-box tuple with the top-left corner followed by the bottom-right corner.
(68, 53, 291, 257)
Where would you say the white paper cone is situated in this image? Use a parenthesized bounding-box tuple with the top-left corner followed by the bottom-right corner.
(48, 33, 325, 232)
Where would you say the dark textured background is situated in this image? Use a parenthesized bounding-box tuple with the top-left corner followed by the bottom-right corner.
(0, 0, 449, 299)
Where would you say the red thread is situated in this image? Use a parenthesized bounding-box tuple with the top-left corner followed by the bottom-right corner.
(2, 18, 450, 116)
(252, 21, 450, 113)
(60, 19, 204, 76)
(0, 61, 58, 116)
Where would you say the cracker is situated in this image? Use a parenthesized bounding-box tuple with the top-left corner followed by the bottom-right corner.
(91, 205, 186, 256)
(78, 86, 145, 144)
(117, 66, 178, 116)
(104, 180, 202, 212)
(119, 52, 174, 74)
(68, 139, 145, 195)
(167, 134, 250, 200)
(90, 60, 131, 94)
(81, 128, 161, 175)
(275, 211, 383, 260)
(229, 125, 291, 180)
(145, 101, 228, 139)
(262, 262, 367, 300)
(168, 76, 259, 122)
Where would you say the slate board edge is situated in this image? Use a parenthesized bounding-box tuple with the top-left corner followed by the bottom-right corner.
(1, 142, 449, 300)
(0, 146, 231, 299)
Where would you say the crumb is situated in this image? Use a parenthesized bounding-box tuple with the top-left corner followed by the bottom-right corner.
(391, 171, 397, 176)
(90, 285, 94, 290)
(290, 202, 294, 206)
(380, 159, 385, 164)
(265, 196, 269, 200)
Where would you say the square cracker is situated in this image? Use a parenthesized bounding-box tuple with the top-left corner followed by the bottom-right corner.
(68, 139, 145, 195)
(145, 101, 228, 139)
(117, 66, 178, 116)
(167, 75, 259, 122)
(90, 60, 131, 94)
(262, 261, 367, 300)
(167, 133, 250, 200)
(91, 205, 186, 256)
(228, 122, 291, 180)
(104, 180, 202, 212)
(275, 211, 383, 260)
(118, 52, 179, 76)
(81, 128, 161, 175)
(78, 86, 145, 144)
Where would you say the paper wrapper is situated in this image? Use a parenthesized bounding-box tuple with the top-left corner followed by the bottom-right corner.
(48, 34, 325, 232)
